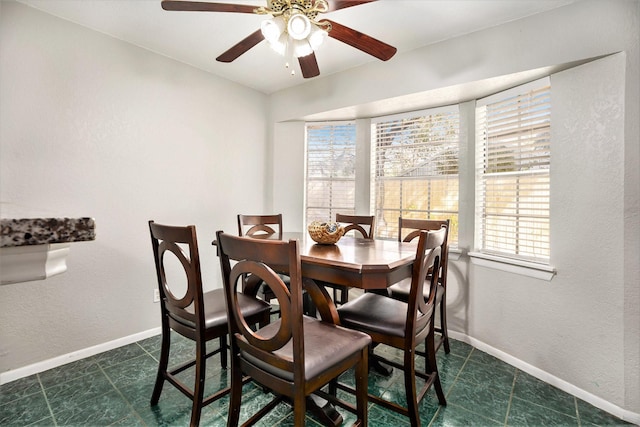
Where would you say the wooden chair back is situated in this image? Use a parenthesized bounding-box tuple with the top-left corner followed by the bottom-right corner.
(237, 214, 283, 238)
(149, 221, 205, 339)
(217, 232, 303, 378)
(406, 228, 445, 341)
(336, 213, 375, 239)
(399, 217, 449, 283)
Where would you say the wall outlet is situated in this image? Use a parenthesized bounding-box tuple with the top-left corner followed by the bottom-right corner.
(153, 289, 160, 303)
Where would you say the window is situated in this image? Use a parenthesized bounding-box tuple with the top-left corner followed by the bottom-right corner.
(305, 122, 357, 226)
(372, 106, 460, 245)
(475, 78, 551, 263)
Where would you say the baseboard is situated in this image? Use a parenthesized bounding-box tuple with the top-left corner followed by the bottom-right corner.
(448, 331, 640, 425)
(0, 327, 161, 385)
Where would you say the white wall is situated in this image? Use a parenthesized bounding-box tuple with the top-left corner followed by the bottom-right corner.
(270, 0, 639, 417)
(0, 1, 268, 374)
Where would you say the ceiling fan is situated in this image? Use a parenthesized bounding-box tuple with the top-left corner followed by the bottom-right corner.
(161, 0, 397, 78)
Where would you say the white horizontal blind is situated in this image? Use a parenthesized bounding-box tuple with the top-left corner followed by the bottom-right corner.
(305, 122, 357, 226)
(475, 78, 551, 263)
(372, 106, 459, 244)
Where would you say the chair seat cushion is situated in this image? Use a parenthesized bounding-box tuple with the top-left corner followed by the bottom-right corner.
(338, 293, 409, 339)
(173, 289, 270, 330)
(241, 316, 371, 381)
(388, 277, 444, 303)
(205, 289, 271, 329)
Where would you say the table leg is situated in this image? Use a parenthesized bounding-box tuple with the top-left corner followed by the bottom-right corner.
(306, 395, 342, 427)
(369, 344, 393, 376)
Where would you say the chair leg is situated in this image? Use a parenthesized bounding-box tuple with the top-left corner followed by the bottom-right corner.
(151, 325, 170, 405)
(220, 334, 228, 369)
(425, 332, 447, 406)
(355, 348, 368, 426)
(190, 340, 206, 427)
(293, 393, 306, 426)
(227, 354, 243, 427)
(439, 295, 450, 354)
(404, 345, 420, 426)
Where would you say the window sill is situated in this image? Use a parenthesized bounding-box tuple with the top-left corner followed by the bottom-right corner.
(468, 251, 556, 281)
(448, 247, 463, 261)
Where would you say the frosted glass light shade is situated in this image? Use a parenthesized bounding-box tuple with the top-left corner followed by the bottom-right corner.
(287, 13, 311, 40)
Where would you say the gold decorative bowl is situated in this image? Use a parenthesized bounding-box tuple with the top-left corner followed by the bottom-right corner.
(307, 221, 344, 245)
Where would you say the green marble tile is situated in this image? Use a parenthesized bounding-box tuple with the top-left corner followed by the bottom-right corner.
(445, 339, 474, 359)
(431, 403, 503, 426)
(468, 348, 506, 367)
(0, 375, 42, 406)
(576, 399, 633, 426)
(368, 403, 412, 426)
(135, 384, 195, 426)
(37, 357, 100, 389)
(458, 358, 516, 393)
(89, 342, 148, 369)
(44, 370, 116, 414)
(52, 389, 133, 426)
(0, 391, 51, 426)
(110, 414, 145, 426)
(508, 395, 579, 426)
(436, 353, 466, 389)
(136, 334, 162, 357)
(102, 354, 158, 390)
(446, 375, 511, 423)
(26, 416, 55, 426)
(512, 370, 577, 417)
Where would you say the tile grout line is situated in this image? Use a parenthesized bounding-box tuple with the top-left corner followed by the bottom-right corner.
(503, 367, 519, 426)
(97, 361, 148, 426)
(36, 372, 58, 427)
(427, 345, 475, 426)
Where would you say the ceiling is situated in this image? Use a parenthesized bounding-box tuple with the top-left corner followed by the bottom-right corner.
(17, 0, 578, 94)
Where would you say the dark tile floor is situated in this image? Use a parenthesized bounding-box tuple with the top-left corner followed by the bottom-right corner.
(0, 332, 632, 426)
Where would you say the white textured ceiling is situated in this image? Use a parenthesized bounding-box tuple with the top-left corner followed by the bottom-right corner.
(17, 0, 577, 94)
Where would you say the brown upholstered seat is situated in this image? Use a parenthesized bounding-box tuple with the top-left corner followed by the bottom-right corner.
(217, 231, 370, 426)
(148, 221, 271, 427)
(388, 218, 451, 353)
(337, 227, 447, 426)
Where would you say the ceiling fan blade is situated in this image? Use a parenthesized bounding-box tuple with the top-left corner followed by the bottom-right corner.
(328, 1, 377, 12)
(216, 29, 265, 62)
(161, 1, 258, 13)
(325, 19, 396, 61)
(298, 53, 320, 78)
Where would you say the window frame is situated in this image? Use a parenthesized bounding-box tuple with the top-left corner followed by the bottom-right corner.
(472, 77, 554, 276)
(370, 105, 460, 245)
(304, 121, 357, 228)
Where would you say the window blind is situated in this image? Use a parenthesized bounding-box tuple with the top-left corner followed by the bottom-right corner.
(475, 78, 551, 263)
(372, 106, 459, 244)
(305, 122, 357, 226)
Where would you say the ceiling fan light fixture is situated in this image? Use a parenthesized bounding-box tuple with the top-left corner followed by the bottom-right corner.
(260, 16, 285, 43)
(308, 26, 328, 50)
(291, 38, 313, 58)
(269, 32, 288, 56)
(287, 13, 312, 40)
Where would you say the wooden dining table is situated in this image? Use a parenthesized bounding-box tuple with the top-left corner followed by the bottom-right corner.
(251, 231, 418, 290)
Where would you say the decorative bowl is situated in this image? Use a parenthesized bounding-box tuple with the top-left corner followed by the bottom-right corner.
(307, 221, 345, 245)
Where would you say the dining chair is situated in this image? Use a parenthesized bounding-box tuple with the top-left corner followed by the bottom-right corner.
(237, 213, 283, 238)
(388, 218, 451, 353)
(216, 231, 370, 426)
(148, 221, 271, 427)
(237, 214, 286, 312)
(322, 213, 376, 305)
(336, 227, 447, 426)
